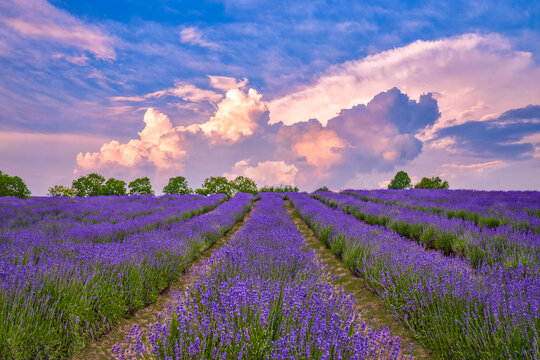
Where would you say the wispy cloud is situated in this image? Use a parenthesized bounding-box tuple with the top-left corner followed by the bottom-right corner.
(180, 26, 219, 48)
(1, 0, 116, 59)
(208, 75, 248, 91)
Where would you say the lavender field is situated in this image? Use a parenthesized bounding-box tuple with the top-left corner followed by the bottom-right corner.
(1, 190, 539, 359)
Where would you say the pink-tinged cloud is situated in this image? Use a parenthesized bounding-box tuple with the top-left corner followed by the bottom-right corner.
(268, 33, 540, 141)
(2, 0, 115, 59)
(208, 75, 248, 91)
(275, 88, 439, 187)
(77, 108, 187, 170)
(277, 120, 345, 173)
(52, 53, 89, 65)
(188, 88, 268, 143)
(224, 159, 298, 186)
(180, 26, 218, 48)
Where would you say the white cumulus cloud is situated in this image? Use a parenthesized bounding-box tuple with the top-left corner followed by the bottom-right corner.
(224, 159, 298, 186)
(187, 88, 268, 143)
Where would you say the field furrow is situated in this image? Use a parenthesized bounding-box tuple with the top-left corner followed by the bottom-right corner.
(75, 197, 256, 360)
(113, 193, 405, 359)
(285, 200, 431, 359)
(288, 192, 539, 359)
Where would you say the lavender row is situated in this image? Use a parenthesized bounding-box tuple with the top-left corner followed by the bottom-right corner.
(0, 194, 203, 232)
(344, 189, 540, 231)
(114, 193, 405, 360)
(289, 192, 539, 359)
(315, 191, 540, 270)
(0, 193, 253, 360)
(1, 194, 225, 245)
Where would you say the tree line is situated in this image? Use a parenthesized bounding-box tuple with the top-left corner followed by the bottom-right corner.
(47, 173, 300, 198)
(388, 170, 449, 189)
(0, 169, 450, 199)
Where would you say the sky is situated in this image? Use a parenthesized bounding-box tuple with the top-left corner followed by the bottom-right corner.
(0, 0, 539, 195)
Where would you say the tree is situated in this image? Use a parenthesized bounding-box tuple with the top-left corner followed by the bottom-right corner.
(231, 176, 258, 194)
(128, 177, 154, 195)
(259, 185, 299, 193)
(163, 176, 192, 194)
(388, 171, 412, 190)
(72, 173, 106, 197)
(199, 176, 235, 197)
(48, 185, 75, 197)
(414, 176, 449, 189)
(0, 171, 31, 198)
(103, 178, 127, 196)
(315, 186, 329, 192)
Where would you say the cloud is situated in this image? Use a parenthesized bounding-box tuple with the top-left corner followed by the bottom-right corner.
(276, 88, 439, 186)
(1, 0, 115, 59)
(77, 108, 187, 170)
(436, 105, 540, 159)
(276, 119, 345, 173)
(187, 88, 268, 143)
(180, 26, 218, 48)
(208, 75, 248, 91)
(77, 88, 269, 172)
(109, 80, 223, 104)
(268, 33, 540, 137)
(79, 84, 440, 190)
(52, 53, 89, 65)
(224, 159, 298, 186)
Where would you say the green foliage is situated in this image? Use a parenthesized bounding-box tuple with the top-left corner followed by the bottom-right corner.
(195, 188, 210, 196)
(128, 177, 154, 195)
(388, 171, 412, 190)
(259, 185, 299, 193)
(231, 176, 258, 194)
(414, 176, 449, 189)
(72, 173, 106, 197)
(163, 176, 192, 194)
(48, 185, 75, 197)
(0, 170, 31, 198)
(199, 176, 235, 197)
(103, 178, 127, 196)
(315, 186, 329, 192)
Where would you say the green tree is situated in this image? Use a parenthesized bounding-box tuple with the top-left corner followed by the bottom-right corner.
(128, 177, 154, 195)
(199, 176, 235, 197)
(388, 171, 412, 190)
(103, 178, 127, 196)
(0, 171, 31, 198)
(72, 173, 106, 197)
(259, 185, 299, 193)
(163, 176, 192, 194)
(48, 185, 75, 197)
(315, 186, 329, 192)
(195, 188, 210, 196)
(414, 176, 449, 189)
(231, 176, 258, 194)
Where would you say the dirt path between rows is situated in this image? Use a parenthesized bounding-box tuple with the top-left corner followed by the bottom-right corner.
(285, 200, 433, 360)
(74, 204, 254, 360)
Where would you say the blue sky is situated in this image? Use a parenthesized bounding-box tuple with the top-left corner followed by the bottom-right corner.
(0, 0, 539, 194)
